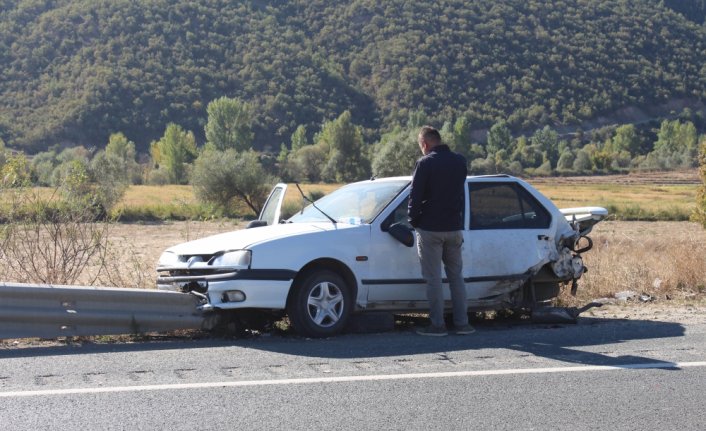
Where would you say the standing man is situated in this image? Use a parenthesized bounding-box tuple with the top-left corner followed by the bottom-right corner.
(408, 126, 474, 336)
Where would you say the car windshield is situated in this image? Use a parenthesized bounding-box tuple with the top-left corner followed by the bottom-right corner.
(288, 180, 409, 224)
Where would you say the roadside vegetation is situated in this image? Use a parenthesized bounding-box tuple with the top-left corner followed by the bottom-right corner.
(568, 221, 706, 305)
(694, 139, 706, 227)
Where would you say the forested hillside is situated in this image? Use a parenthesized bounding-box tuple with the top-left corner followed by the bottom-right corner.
(664, 0, 706, 24)
(1, 0, 706, 153)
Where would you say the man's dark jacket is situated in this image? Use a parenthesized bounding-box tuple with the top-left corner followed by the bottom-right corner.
(408, 144, 467, 231)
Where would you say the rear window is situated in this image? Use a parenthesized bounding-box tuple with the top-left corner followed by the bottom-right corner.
(468, 182, 551, 229)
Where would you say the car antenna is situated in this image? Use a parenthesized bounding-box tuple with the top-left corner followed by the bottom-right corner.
(295, 183, 337, 225)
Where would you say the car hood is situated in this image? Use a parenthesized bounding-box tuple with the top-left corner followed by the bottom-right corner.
(165, 222, 345, 255)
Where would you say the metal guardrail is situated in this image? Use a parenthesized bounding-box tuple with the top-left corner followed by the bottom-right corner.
(0, 283, 205, 339)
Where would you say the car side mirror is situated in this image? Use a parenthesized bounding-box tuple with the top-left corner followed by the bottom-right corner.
(246, 220, 269, 229)
(388, 222, 415, 247)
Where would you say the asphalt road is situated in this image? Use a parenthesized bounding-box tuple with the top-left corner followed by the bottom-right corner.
(1, 315, 704, 431)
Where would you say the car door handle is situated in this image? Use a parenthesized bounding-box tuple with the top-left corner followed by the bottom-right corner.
(537, 235, 549, 241)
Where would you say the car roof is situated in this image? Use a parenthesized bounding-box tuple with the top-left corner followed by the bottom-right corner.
(361, 174, 516, 184)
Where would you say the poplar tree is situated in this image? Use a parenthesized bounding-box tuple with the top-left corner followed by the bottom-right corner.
(204, 97, 254, 152)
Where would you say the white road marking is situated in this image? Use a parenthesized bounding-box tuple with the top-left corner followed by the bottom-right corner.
(2, 361, 705, 398)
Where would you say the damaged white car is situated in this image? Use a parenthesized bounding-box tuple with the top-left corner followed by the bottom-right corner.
(157, 176, 607, 337)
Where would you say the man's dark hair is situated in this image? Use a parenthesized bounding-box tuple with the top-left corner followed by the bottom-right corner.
(419, 126, 442, 145)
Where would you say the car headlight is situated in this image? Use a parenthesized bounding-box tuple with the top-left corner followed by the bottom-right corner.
(212, 250, 251, 269)
(158, 251, 179, 267)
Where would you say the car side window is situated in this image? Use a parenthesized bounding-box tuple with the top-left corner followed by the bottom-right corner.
(381, 196, 411, 231)
(468, 182, 551, 229)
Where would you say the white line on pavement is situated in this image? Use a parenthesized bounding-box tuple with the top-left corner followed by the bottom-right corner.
(2, 361, 705, 398)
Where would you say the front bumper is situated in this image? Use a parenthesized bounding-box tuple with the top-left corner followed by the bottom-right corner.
(157, 269, 296, 310)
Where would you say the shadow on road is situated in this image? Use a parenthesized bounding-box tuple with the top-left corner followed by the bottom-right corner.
(245, 316, 688, 368)
(0, 316, 689, 369)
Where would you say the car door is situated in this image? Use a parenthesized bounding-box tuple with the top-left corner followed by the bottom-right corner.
(464, 180, 554, 299)
(257, 183, 287, 226)
(365, 193, 426, 303)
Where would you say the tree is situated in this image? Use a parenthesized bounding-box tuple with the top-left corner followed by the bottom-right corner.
(290, 125, 308, 152)
(192, 149, 276, 215)
(534, 159, 553, 176)
(31, 148, 59, 186)
(654, 119, 681, 155)
(89, 151, 131, 213)
(469, 157, 494, 175)
(289, 144, 328, 182)
(573, 149, 593, 172)
(678, 122, 699, 153)
(150, 123, 198, 184)
(486, 120, 513, 156)
(371, 128, 420, 177)
(105, 132, 141, 184)
(450, 114, 473, 158)
(512, 137, 544, 169)
(652, 119, 699, 169)
(317, 111, 370, 183)
(106, 133, 136, 163)
(557, 150, 575, 172)
(494, 149, 510, 173)
(204, 97, 254, 152)
(531, 126, 560, 167)
(1, 152, 31, 187)
(609, 124, 640, 155)
(406, 109, 427, 129)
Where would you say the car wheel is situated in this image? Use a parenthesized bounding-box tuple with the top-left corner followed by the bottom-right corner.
(287, 270, 352, 338)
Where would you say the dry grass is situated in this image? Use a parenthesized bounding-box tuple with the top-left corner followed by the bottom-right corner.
(77, 219, 245, 288)
(531, 169, 700, 221)
(2, 216, 705, 307)
(117, 184, 342, 209)
(118, 185, 196, 207)
(92, 220, 706, 304)
(6, 170, 686, 221)
(113, 183, 341, 219)
(569, 221, 706, 303)
(535, 183, 696, 220)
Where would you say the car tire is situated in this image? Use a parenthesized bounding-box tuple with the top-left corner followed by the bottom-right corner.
(287, 270, 352, 338)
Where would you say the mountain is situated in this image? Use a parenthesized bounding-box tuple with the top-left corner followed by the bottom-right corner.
(1, 0, 705, 153)
(664, 0, 706, 24)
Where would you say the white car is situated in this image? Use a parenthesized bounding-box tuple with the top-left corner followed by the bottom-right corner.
(157, 176, 607, 337)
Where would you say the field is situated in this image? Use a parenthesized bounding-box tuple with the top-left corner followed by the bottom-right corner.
(532, 170, 700, 221)
(89, 219, 704, 302)
(115, 183, 341, 220)
(112, 169, 702, 221)
(2, 170, 705, 305)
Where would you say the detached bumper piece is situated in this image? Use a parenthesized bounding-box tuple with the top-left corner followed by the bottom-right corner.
(531, 302, 603, 324)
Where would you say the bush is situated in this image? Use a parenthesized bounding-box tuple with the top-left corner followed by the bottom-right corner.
(693, 139, 706, 227)
(1, 153, 31, 187)
(192, 149, 277, 216)
(0, 186, 112, 284)
(144, 167, 170, 185)
(371, 132, 419, 177)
